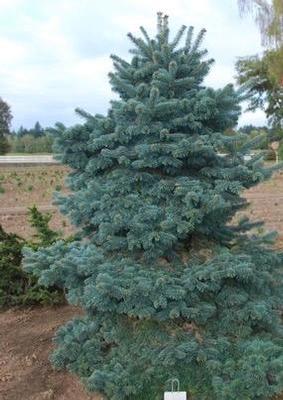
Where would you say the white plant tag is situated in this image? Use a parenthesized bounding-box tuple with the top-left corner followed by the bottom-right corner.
(164, 392, 187, 400)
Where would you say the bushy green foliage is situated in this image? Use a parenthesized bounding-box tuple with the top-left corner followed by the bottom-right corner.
(24, 14, 283, 400)
(0, 207, 64, 307)
(0, 134, 10, 155)
(8, 134, 53, 154)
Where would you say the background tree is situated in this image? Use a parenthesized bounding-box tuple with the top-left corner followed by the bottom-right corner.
(235, 51, 283, 128)
(33, 121, 44, 137)
(24, 14, 283, 400)
(239, 124, 269, 134)
(0, 97, 12, 154)
(14, 122, 45, 138)
(16, 125, 29, 137)
(236, 1, 282, 138)
(238, 0, 283, 47)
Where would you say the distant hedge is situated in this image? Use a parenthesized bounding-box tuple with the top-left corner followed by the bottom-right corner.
(8, 134, 53, 153)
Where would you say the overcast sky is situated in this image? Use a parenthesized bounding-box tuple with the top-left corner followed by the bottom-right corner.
(0, 0, 267, 130)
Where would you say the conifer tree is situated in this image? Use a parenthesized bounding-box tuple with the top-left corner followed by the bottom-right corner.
(24, 14, 283, 400)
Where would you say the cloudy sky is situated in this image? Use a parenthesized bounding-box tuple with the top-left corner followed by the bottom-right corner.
(0, 0, 266, 130)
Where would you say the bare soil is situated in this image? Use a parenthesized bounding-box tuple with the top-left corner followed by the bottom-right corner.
(0, 305, 101, 400)
(0, 165, 73, 238)
(236, 169, 283, 249)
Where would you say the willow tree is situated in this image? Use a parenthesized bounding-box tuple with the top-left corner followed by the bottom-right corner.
(237, 0, 282, 136)
(238, 0, 283, 47)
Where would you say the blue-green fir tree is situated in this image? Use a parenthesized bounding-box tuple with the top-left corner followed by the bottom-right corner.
(24, 14, 283, 400)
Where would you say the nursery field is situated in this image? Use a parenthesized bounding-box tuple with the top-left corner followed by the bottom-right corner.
(1, 164, 283, 246)
(0, 165, 73, 238)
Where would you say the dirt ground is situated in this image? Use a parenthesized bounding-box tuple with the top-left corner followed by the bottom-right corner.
(0, 305, 101, 400)
(237, 169, 283, 249)
(0, 165, 73, 238)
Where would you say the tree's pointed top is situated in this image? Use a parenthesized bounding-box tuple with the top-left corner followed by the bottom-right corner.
(157, 11, 169, 36)
(157, 11, 163, 34)
(163, 14, 169, 30)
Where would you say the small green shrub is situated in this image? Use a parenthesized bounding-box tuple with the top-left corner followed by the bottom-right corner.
(28, 205, 60, 247)
(0, 206, 67, 307)
(0, 226, 61, 306)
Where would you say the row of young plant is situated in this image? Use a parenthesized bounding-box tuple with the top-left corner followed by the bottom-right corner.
(0, 205, 71, 307)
